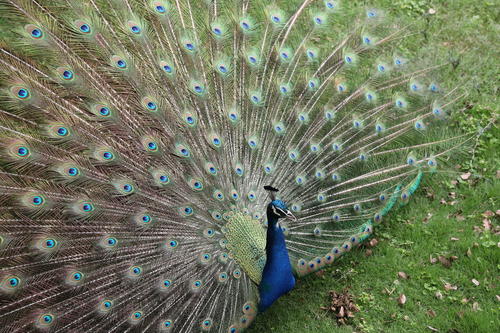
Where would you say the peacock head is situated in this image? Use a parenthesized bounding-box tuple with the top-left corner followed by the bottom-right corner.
(264, 185, 296, 221)
(267, 200, 296, 221)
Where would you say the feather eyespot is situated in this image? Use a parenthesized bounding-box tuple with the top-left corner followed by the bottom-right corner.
(98, 299, 113, 313)
(25, 24, 44, 39)
(82, 203, 94, 212)
(127, 21, 142, 35)
(201, 318, 213, 331)
(79, 24, 90, 33)
(111, 55, 127, 69)
(11, 86, 31, 100)
(37, 313, 55, 328)
(167, 240, 178, 248)
(45, 239, 56, 248)
(130, 311, 143, 322)
(106, 237, 117, 247)
(16, 146, 30, 157)
(59, 69, 74, 80)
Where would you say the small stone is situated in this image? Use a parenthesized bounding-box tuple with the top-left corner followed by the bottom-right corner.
(398, 293, 407, 305)
(398, 271, 409, 279)
(472, 279, 480, 286)
(428, 8, 436, 14)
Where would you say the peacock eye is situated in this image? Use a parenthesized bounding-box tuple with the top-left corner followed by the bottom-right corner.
(99, 107, 110, 116)
(62, 70, 74, 80)
(31, 28, 43, 38)
(17, 147, 29, 156)
(80, 24, 90, 33)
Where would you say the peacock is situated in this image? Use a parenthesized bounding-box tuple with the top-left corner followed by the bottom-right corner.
(0, 0, 468, 332)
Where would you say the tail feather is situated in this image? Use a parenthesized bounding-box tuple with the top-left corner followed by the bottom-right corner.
(0, 0, 469, 331)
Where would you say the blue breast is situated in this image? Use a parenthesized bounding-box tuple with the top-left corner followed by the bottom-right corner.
(258, 216, 295, 312)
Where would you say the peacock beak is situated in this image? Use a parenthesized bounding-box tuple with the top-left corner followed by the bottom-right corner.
(285, 210, 297, 221)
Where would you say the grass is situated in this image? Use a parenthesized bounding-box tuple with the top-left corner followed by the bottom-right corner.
(247, 1, 499, 332)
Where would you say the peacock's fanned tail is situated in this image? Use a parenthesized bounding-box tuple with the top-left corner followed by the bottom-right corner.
(0, 0, 464, 332)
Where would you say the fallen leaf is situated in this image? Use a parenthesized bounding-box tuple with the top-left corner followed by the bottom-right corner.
(425, 187, 435, 199)
(444, 283, 458, 291)
(369, 238, 378, 247)
(482, 210, 494, 217)
(460, 172, 471, 180)
(430, 255, 437, 264)
(450, 237, 460, 241)
(403, 315, 410, 321)
(483, 218, 492, 230)
(435, 291, 443, 299)
(427, 309, 436, 317)
(427, 326, 439, 332)
(398, 271, 409, 279)
(398, 293, 407, 305)
(461, 298, 469, 304)
(365, 249, 372, 256)
(423, 213, 433, 223)
(496, 295, 500, 302)
(456, 215, 465, 221)
(496, 209, 500, 216)
(384, 287, 395, 295)
(448, 192, 456, 199)
(496, 170, 500, 179)
(322, 288, 359, 325)
(472, 302, 480, 311)
(428, 8, 436, 14)
(472, 279, 480, 286)
(450, 256, 459, 261)
(466, 247, 473, 257)
(440, 198, 447, 205)
(438, 255, 452, 268)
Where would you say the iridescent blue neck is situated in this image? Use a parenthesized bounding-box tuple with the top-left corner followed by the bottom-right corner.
(258, 213, 295, 312)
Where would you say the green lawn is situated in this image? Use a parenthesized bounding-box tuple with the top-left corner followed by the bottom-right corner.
(248, 1, 499, 332)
